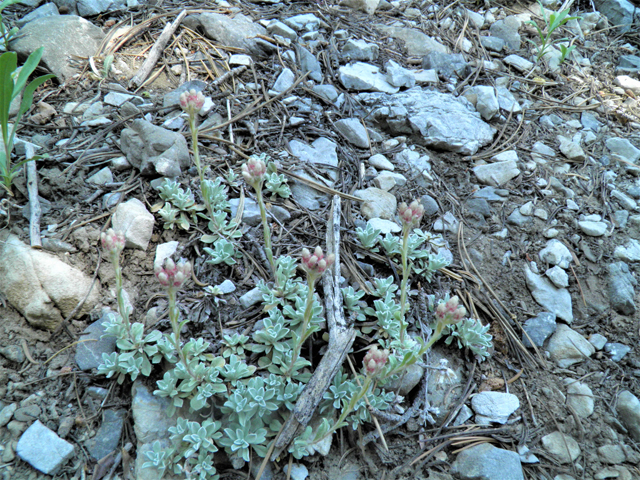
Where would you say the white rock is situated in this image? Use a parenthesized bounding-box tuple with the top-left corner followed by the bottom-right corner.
(503, 54, 534, 72)
(539, 239, 573, 269)
(578, 220, 608, 236)
(17, 420, 74, 475)
(547, 324, 594, 367)
(338, 62, 399, 94)
(471, 392, 520, 424)
(557, 135, 586, 161)
(155, 241, 179, 267)
(87, 166, 113, 185)
(367, 218, 401, 234)
(541, 432, 580, 464)
(546, 266, 569, 288)
(616, 391, 640, 441)
(354, 187, 397, 220)
(368, 153, 394, 171)
(334, 118, 370, 148)
(112, 198, 155, 250)
(564, 379, 594, 418)
(614, 238, 640, 262)
(472, 159, 520, 186)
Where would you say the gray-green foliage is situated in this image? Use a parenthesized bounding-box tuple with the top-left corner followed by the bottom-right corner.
(156, 179, 205, 230)
(443, 318, 492, 361)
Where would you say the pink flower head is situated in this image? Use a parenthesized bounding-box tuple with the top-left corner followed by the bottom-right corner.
(363, 345, 389, 377)
(398, 200, 425, 228)
(435, 295, 466, 325)
(154, 257, 192, 289)
(301, 246, 335, 277)
(100, 228, 125, 256)
(179, 89, 205, 116)
(241, 156, 267, 187)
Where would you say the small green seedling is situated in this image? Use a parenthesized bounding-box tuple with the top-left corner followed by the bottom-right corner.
(527, 0, 580, 63)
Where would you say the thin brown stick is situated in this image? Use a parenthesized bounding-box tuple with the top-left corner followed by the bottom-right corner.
(129, 10, 188, 88)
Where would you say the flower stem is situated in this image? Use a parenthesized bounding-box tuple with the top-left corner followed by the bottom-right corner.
(288, 275, 316, 377)
(112, 252, 131, 336)
(399, 226, 411, 343)
(167, 287, 194, 378)
(255, 185, 274, 272)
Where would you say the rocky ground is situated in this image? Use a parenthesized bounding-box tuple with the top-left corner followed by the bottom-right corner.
(0, 0, 640, 479)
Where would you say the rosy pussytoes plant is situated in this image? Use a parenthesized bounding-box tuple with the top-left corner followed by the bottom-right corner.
(422, 295, 466, 352)
(241, 155, 275, 272)
(288, 246, 335, 375)
(398, 200, 425, 342)
(155, 257, 193, 373)
(363, 345, 390, 378)
(180, 89, 216, 223)
(101, 228, 131, 333)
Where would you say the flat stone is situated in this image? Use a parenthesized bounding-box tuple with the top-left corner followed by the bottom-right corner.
(368, 153, 394, 171)
(17, 420, 74, 475)
(597, 444, 626, 465)
(541, 432, 580, 464)
(589, 333, 608, 350)
(10, 15, 105, 82)
(471, 392, 520, 424)
(522, 312, 556, 348)
(503, 54, 534, 72)
(614, 239, 640, 262)
(614, 75, 640, 94)
(480, 35, 505, 52)
(489, 15, 521, 50)
(367, 218, 401, 234)
(578, 220, 608, 236)
(357, 87, 495, 155)
(0, 404, 17, 427)
(617, 391, 640, 441)
(451, 443, 524, 480)
(605, 342, 631, 361)
(296, 45, 322, 82)
(385, 59, 415, 88)
(112, 198, 155, 250)
(338, 62, 399, 94)
(546, 266, 569, 288)
(283, 13, 320, 31)
(239, 287, 263, 309)
(342, 39, 379, 62)
(558, 135, 586, 161)
(524, 265, 573, 323)
(564, 379, 594, 418)
(272, 68, 295, 93)
(0, 345, 25, 364)
(87, 167, 113, 185)
(422, 51, 469, 79)
(354, 187, 397, 220)
(607, 262, 637, 316)
(334, 118, 370, 148)
(86, 409, 125, 460)
(16, 2, 59, 27)
(547, 324, 594, 368)
(266, 20, 297, 41)
(473, 160, 520, 186)
(76, 316, 117, 370)
(376, 25, 448, 56)
(606, 137, 640, 163)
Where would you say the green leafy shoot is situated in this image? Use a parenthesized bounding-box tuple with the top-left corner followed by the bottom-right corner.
(526, 0, 580, 62)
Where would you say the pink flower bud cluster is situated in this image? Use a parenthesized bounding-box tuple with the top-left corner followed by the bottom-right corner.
(363, 345, 389, 377)
(301, 246, 335, 276)
(241, 156, 267, 186)
(179, 89, 205, 116)
(154, 258, 192, 289)
(100, 228, 125, 256)
(435, 295, 466, 325)
(398, 200, 425, 228)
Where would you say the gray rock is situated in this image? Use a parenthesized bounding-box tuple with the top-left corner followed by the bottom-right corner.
(383, 363, 424, 396)
(338, 62, 399, 93)
(451, 443, 524, 480)
(376, 26, 448, 56)
(472, 160, 520, 186)
(76, 317, 117, 370)
(10, 15, 105, 82)
(589, 333, 607, 350)
(606, 137, 640, 163)
(357, 87, 495, 155)
(17, 420, 74, 475)
(373, 172, 406, 190)
(229, 197, 290, 227)
(369, 153, 394, 171)
(183, 13, 273, 58)
(597, 444, 626, 464)
(524, 265, 573, 322)
(87, 167, 113, 185)
(617, 390, 640, 441)
(593, 0, 639, 33)
(120, 119, 190, 177)
(296, 45, 322, 82)
(539, 239, 573, 269)
(605, 342, 631, 361)
(14, 405, 41, 422)
(463, 86, 499, 120)
(420, 194, 439, 216)
(354, 187, 396, 220)
(503, 54, 534, 72)
(385, 60, 415, 88)
(367, 218, 400, 234)
(474, 186, 508, 201)
(77, 0, 112, 16)
(541, 432, 580, 464)
(283, 464, 308, 480)
(421, 51, 469, 79)
(496, 86, 522, 113)
(266, 21, 297, 41)
(272, 68, 295, 93)
(433, 211, 460, 234)
(522, 312, 557, 348)
(288, 137, 338, 210)
(508, 208, 531, 227)
(611, 189, 637, 210)
(607, 262, 637, 315)
(312, 85, 339, 103)
(546, 324, 594, 368)
(334, 118, 370, 148)
(414, 69, 438, 84)
(581, 111, 602, 131)
(578, 220, 608, 236)
(0, 345, 25, 364)
(86, 409, 125, 460)
(112, 198, 154, 250)
(239, 287, 263, 309)
(0, 403, 17, 427)
(283, 13, 320, 31)
(342, 39, 379, 61)
(465, 198, 491, 218)
(564, 379, 594, 418)
(0, 232, 100, 331)
(490, 16, 522, 50)
(546, 266, 569, 288)
(558, 135, 586, 161)
(16, 2, 59, 27)
(471, 392, 520, 424)
(480, 36, 505, 52)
